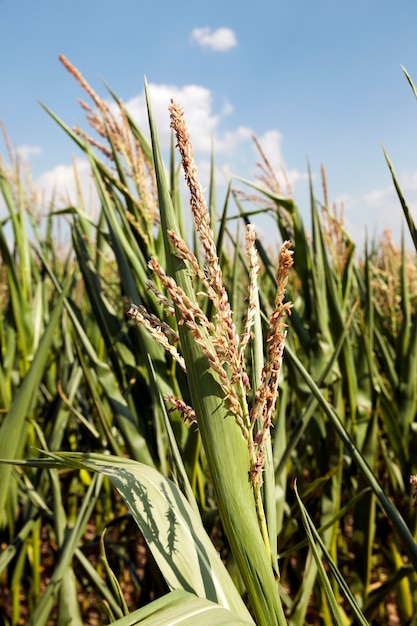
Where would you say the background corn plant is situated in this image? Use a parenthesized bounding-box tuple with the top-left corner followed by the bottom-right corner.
(0, 57, 417, 625)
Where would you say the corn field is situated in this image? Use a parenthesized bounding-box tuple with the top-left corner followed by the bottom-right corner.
(1, 57, 417, 625)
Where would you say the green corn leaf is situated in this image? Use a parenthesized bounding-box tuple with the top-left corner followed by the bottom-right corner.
(294, 482, 368, 626)
(285, 343, 417, 572)
(26, 451, 255, 623)
(147, 357, 199, 514)
(100, 529, 130, 616)
(109, 589, 255, 626)
(24, 473, 104, 626)
(145, 81, 286, 626)
(38, 249, 157, 465)
(0, 276, 71, 522)
(396, 236, 417, 434)
(104, 81, 155, 166)
(402, 64, 417, 100)
(383, 146, 417, 251)
(74, 547, 129, 619)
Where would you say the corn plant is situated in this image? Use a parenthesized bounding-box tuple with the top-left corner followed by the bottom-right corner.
(1, 57, 417, 625)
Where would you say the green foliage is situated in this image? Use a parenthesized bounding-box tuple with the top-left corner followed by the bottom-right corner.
(0, 58, 417, 624)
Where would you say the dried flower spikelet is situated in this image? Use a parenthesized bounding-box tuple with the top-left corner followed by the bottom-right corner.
(249, 241, 293, 485)
(124, 210, 150, 245)
(59, 54, 107, 113)
(252, 134, 293, 199)
(261, 241, 293, 419)
(132, 136, 159, 228)
(167, 230, 211, 290)
(253, 135, 283, 197)
(167, 230, 221, 310)
(239, 224, 260, 363)
(410, 475, 417, 509)
(166, 393, 197, 426)
(168, 100, 238, 364)
(275, 240, 294, 303)
(73, 125, 114, 160)
(146, 256, 248, 434)
(148, 257, 214, 333)
(59, 54, 130, 166)
(249, 448, 265, 487)
(145, 281, 176, 316)
(126, 303, 186, 371)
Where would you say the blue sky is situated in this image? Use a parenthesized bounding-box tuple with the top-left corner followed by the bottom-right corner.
(2, 0, 417, 248)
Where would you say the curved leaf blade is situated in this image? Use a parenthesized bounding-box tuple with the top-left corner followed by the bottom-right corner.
(40, 452, 254, 623)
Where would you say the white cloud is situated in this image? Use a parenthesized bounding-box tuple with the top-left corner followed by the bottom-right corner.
(33, 84, 254, 213)
(400, 169, 417, 191)
(123, 83, 220, 152)
(120, 83, 260, 159)
(16, 144, 42, 161)
(32, 81, 309, 248)
(35, 158, 98, 211)
(332, 173, 417, 250)
(108, 81, 308, 190)
(363, 185, 395, 208)
(221, 99, 234, 116)
(216, 126, 253, 153)
(121, 84, 310, 206)
(190, 27, 238, 52)
(64, 83, 257, 216)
